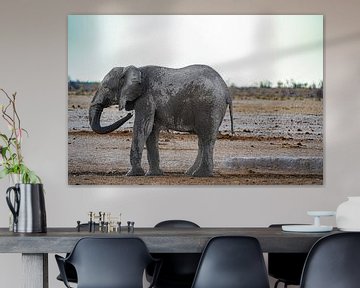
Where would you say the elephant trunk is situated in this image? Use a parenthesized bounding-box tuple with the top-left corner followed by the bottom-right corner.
(89, 103, 133, 134)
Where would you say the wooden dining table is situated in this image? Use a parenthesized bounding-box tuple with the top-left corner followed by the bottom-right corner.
(0, 226, 339, 288)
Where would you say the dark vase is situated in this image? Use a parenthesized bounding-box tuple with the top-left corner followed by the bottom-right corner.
(6, 183, 47, 233)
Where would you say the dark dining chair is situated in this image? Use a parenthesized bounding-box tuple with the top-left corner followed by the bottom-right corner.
(55, 237, 160, 288)
(56, 262, 77, 284)
(56, 223, 99, 284)
(191, 236, 270, 288)
(300, 232, 360, 288)
(146, 220, 201, 288)
(268, 224, 308, 288)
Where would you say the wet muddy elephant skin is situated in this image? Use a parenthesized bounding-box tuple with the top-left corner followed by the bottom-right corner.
(89, 64, 233, 177)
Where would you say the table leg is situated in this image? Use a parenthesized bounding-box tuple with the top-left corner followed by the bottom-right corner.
(22, 253, 48, 288)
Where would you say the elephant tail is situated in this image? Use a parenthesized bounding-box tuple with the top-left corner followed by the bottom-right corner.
(228, 98, 234, 135)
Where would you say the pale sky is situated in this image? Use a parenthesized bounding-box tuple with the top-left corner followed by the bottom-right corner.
(68, 15, 323, 86)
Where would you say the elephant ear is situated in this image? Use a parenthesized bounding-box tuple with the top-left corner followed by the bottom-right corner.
(119, 65, 142, 110)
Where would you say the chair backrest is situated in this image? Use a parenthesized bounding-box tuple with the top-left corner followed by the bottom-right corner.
(155, 219, 200, 228)
(150, 220, 201, 287)
(191, 236, 270, 288)
(67, 237, 154, 288)
(300, 232, 360, 288)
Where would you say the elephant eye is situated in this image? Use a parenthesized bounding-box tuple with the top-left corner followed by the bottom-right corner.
(101, 86, 112, 93)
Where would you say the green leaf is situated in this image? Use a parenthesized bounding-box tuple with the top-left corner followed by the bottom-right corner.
(18, 164, 41, 184)
(11, 165, 20, 174)
(0, 168, 9, 179)
(21, 128, 29, 137)
(28, 170, 41, 184)
(1, 146, 8, 157)
(0, 133, 9, 141)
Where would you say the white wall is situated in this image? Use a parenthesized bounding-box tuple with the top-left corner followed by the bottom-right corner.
(1, 0, 360, 287)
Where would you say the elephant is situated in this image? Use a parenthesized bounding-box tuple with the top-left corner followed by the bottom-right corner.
(89, 64, 234, 177)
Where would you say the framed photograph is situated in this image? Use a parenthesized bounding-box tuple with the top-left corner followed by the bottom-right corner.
(68, 15, 323, 185)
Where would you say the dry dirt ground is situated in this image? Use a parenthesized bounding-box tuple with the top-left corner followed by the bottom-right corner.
(68, 94, 323, 185)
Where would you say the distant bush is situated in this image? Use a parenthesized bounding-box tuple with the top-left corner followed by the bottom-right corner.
(229, 85, 323, 100)
(259, 80, 272, 88)
(255, 79, 323, 89)
(68, 80, 99, 96)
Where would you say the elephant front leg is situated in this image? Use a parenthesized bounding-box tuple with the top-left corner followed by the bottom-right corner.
(145, 127, 164, 176)
(126, 135, 146, 176)
(126, 114, 155, 176)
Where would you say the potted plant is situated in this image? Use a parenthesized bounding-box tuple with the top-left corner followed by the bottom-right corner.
(1, 89, 46, 233)
(0, 89, 41, 183)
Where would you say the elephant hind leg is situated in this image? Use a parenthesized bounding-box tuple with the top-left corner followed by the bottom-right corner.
(187, 136, 215, 177)
(185, 148, 202, 176)
(185, 134, 204, 176)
